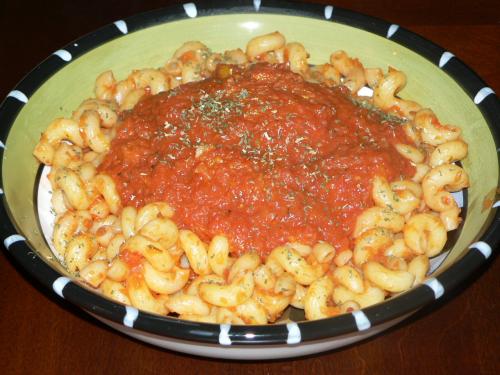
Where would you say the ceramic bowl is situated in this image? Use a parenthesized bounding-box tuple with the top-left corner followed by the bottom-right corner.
(1, 1, 498, 360)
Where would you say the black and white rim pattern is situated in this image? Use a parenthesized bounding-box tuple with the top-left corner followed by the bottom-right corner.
(0, 0, 498, 346)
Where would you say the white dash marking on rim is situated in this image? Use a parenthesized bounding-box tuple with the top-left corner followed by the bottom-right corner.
(7, 90, 28, 103)
(0, 140, 5, 149)
(469, 241, 492, 259)
(53, 49, 72, 62)
(352, 310, 371, 331)
(219, 323, 232, 345)
(439, 51, 454, 68)
(286, 322, 301, 344)
(473, 87, 495, 104)
(123, 306, 139, 327)
(183, 2, 197, 18)
(493, 200, 500, 208)
(3, 234, 26, 250)
(324, 5, 334, 20)
(114, 20, 128, 34)
(52, 276, 71, 298)
(0, 188, 3, 194)
(424, 278, 445, 299)
(254, 0, 261, 12)
(386, 24, 399, 39)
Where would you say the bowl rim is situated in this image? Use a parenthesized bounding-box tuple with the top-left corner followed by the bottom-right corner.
(0, 0, 499, 346)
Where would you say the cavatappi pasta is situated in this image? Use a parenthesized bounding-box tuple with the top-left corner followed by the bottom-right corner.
(34, 31, 469, 324)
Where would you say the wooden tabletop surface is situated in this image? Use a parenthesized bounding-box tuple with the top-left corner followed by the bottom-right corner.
(0, 1, 498, 374)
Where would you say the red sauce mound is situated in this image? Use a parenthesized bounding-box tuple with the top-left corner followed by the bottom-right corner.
(99, 64, 415, 257)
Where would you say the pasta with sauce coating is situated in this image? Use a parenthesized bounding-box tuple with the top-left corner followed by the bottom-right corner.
(33, 31, 469, 324)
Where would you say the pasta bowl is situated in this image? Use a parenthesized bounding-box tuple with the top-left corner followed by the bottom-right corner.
(0, 1, 499, 360)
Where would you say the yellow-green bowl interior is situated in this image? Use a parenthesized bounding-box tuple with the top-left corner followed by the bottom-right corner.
(3, 14, 498, 276)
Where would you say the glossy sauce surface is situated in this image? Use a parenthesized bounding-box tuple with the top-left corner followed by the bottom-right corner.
(99, 64, 415, 256)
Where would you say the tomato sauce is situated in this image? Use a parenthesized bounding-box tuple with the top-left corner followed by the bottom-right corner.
(99, 63, 415, 257)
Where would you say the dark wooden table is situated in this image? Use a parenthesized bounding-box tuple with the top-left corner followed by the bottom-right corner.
(1, 1, 498, 374)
